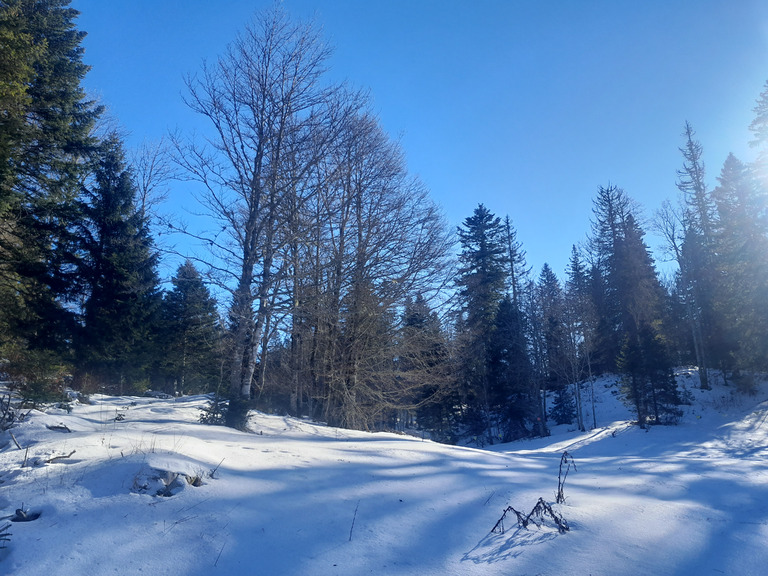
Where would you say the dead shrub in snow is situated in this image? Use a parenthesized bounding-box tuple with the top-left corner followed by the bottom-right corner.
(492, 498, 570, 535)
(492, 451, 575, 536)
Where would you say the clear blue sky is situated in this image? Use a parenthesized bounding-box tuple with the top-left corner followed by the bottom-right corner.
(72, 0, 768, 280)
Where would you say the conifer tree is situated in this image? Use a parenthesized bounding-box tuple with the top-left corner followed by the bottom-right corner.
(587, 184, 635, 371)
(674, 123, 718, 387)
(455, 204, 509, 442)
(399, 295, 457, 442)
(456, 204, 508, 332)
(749, 79, 768, 186)
(159, 260, 223, 395)
(563, 245, 597, 429)
(529, 264, 565, 429)
(711, 154, 768, 374)
(75, 135, 161, 393)
(0, 0, 102, 377)
(613, 215, 679, 425)
(487, 294, 533, 439)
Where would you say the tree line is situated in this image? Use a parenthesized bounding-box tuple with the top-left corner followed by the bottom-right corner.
(2, 1, 767, 442)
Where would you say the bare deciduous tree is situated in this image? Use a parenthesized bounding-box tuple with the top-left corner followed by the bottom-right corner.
(175, 7, 359, 428)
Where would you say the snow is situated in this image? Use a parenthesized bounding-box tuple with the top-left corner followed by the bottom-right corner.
(2, 372, 768, 575)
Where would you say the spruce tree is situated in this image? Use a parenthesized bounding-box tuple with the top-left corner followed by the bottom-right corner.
(675, 123, 718, 387)
(75, 135, 161, 393)
(587, 184, 635, 372)
(711, 154, 768, 374)
(0, 0, 102, 377)
(455, 204, 509, 443)
(487, 294, 533, 439)
(159, 260, 223, 395)
(563, 245, 597, 429)
(399, 295, 457, 442)
(532, 264, 567, 427)
(749, 79, 768, 187)
(613, 215, 679, 425)
(456, 204, 508, 331)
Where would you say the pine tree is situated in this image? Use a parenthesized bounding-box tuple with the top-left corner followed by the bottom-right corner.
(75, 135, 161, 393)
(503, 216, 530, 307)
(0, 0, 42, 204)
(159, 260, 223, 395)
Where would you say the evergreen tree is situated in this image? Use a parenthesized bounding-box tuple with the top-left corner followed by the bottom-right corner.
(675, 123, 718, 387)
(503, 215, 530, 307)
(487, 294, 533, 440)
(535, 264, 565, 388)
(587, 184, 635, 371)
(749, 79, 768, 187)
(0, 0, 102, 378)
(75, 135, 161, 393)
(0, 0, 41, 203)
(399, 295, 458, 443)
(550, 385, 576, 425)
(613, 215, 679, 425)
(563, 245, 597, 429)
(456, 204, 508, 331)
(455, 204, 509, 442)
(529, 264, 565, 432)
(711, 154, 768, 374)
(159, 260, 223, 395)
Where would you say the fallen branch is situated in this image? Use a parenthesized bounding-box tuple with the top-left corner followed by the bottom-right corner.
(46, 423, 72, 433)
(45, 450, 77, 464)
(349, 500, 360, 541)
(9, 431, 22, 450)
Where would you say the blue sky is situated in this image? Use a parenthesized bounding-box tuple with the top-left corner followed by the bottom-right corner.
(72, 0, 768, 279)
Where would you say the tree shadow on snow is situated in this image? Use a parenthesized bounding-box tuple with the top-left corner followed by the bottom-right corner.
(462, 526, 559, 565)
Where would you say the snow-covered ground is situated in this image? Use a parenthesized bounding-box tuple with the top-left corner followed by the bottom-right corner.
(2, 371, 767, 575)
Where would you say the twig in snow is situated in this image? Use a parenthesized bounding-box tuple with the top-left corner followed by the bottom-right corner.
(214, 542, 225, 566)
(161, 514, 197, 535)
(45, 450, 76, 464)
(556, 451, 577, 504)
(210, 458, 225, 478)
(349, 500, 360, 541)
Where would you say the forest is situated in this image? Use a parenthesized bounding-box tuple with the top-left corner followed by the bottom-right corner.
(2, 0, 768, 443)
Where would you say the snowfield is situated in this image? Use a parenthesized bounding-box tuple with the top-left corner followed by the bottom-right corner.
(2, 373, 768, 575)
